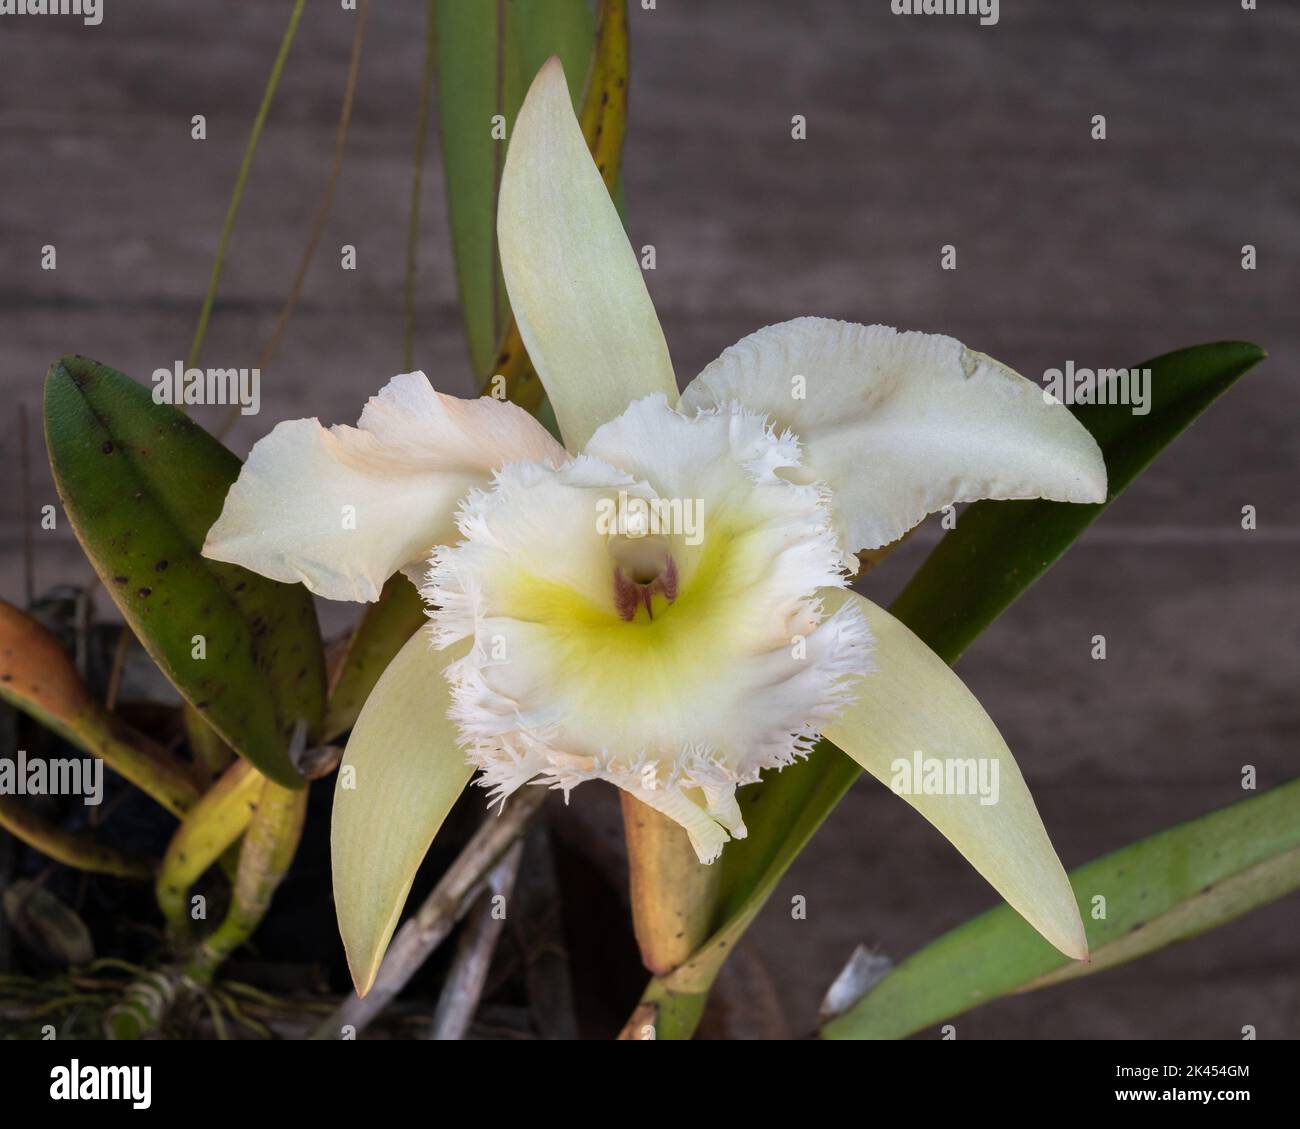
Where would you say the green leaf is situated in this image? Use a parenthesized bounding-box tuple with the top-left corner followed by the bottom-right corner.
(822, 779, 1300, 1039)
(646, 339, 1266, 1026)
(43, 355, 326, 789)
(435, 0, 595, 378)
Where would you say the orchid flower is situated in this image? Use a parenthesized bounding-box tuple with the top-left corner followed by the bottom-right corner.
(202, 58, 1106, 994)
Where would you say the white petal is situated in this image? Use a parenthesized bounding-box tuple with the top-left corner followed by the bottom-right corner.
(203, 372, 566, 602)
(820, 589, 1087, 962)
(680, 319, 1107, 553)
(422, 396, 871, 861)
(497, 58, 678, 451)
(331, 633, 474, 996)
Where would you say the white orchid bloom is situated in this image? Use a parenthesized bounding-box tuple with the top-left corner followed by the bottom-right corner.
(203, 58, 1106, 994)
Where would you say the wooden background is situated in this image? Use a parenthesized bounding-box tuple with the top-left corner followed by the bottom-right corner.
(1, 0, 1296, 1038)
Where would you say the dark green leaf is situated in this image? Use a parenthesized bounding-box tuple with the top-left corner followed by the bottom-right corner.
(43, 355, 326, 788)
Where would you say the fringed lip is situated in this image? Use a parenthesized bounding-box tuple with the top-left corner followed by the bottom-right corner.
(418, 397, 874, 863)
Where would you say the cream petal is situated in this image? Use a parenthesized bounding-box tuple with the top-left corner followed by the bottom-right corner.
(819, 589, 1087, 962)
(202, 371, 566, 602)
(680, 319, 1107, 554)
(497, 57, 678, 452)
(331, 633, 474, 996)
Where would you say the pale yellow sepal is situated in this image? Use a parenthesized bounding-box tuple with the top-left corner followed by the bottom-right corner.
(331, 633, 473, 995)
(820, 589, 1088, 962)
(498, 57, 678, 451)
